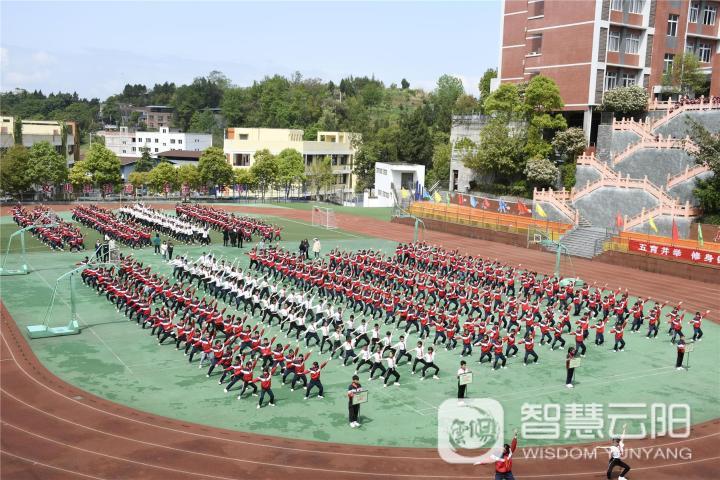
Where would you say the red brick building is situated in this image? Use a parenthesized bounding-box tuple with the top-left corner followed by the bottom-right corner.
(498, 0, 719, 133)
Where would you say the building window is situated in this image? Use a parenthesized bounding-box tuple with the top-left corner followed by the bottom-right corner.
(605, 71, 618, 90)
(625, 33, 640, 54)
(689, 2, 699, 23)
(170, 139, 176, 144)
(132, 147, 136, 152)
(122, 149, 126, 153)
(155, 138, 158, 143)
(609, 31, 621, 52)
(703, 5, 717, 25)
(154, 148, 158, 152)
(663, 53, 675, 73)
(146, 138, 151, 142)
(131, 137, 135, 142)
(528, 34, 542, 55)
(611, 0, 623, 12)
(667, 14, 679, 36)
(697, 43, 711, 63)
(620, 73, 636, 87)
(178, 139, 182, 144)
(233, 154, 250, 167)
(238, 134, 249, 140)
(628, 0, 643, 14)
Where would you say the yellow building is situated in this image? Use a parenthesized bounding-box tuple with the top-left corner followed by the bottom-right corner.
(0, 116, 79, 164)
(224, 128, 360, 196)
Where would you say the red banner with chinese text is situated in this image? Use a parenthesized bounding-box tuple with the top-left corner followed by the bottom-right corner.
(628, 239, 720, 266)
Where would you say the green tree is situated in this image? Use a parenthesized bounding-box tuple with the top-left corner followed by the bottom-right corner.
(461, 118, 526, 183)
(188, 110, 217, 133)
(134, 148, 155, 172)
(401, 78, 410, 90)
(307, 155, 335, 200)
(69, 143, 122, 191)
(398, 109, 433, 168)
(0, 145, 31, 196)
(688, 119, 720, 216)
(234, 168, 256, 190)
(552, 127, 586, 162)
(523, 75, 567, 158)
(27, 141, 68, 187)
(13, 117, 22, 145)
(601, 86, 649, 117)
(524, 157, 559, 189)
(662, 53, 707, 96)
(177, 164, 201, 188)
(478, 68, 498, 112)
(128, 171, 149, 190)
(249, 149, 279, 200)
(426, 142, 451, 190)
(432, 74, 465, 133)
(276, 148, 306, 198)
(148, 162, 179, 193)
(483, 83, 522, 121)
(198, 146, 234, 187)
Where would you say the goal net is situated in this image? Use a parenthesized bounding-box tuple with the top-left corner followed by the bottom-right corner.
(312, 206, 337, 229)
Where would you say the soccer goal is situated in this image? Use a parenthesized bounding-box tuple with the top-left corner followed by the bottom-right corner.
(312, 206, 337, 229)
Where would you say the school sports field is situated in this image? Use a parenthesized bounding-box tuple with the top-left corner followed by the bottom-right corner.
(1, 202, 719, 479)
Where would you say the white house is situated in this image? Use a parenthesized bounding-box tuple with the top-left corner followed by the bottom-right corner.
(98, 126, 212, 158)
(366, 162, 425, 207)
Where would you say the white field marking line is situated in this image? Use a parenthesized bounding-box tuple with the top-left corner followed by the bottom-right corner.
(0, 450, 109, 480)
(29, 261, 134, 375)
(4, 394, 718, 480)
(399, 365, 678, 415)
(267, 214, 361, 239)
(0, 332, 441, 462)
(0, 412, 459, 478)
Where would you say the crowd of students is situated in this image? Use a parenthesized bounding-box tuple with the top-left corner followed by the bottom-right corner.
(118, 203, 210, 244)
(11, 205, 85, 251)
(72, 205, 152, 248)
(176, 203, 282, 244)
(667, 95, 720, 112)
(79, 232, 710, 419)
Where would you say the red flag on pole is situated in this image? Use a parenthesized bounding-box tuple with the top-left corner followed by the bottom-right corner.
(457, 194, 463, 206)
(671, 218, 679, 242)
(517, 202, 530, 215)
(615, 213, 624, 230)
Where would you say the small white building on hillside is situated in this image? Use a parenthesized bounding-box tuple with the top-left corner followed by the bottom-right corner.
(367, 162, 425, 207)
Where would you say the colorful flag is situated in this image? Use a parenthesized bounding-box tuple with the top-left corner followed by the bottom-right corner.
(124, 183, 134, 194)
(444, 192, 450, 204)
(535, 203, 547, 218)
(648, 217, 658, 233)
(470, 196, 477, 208)
(182, 184, 190, 195)
(422, 190, 431, 200)
(482, 198, 490, 209)
(615, 213, 624, 230)
(517, 202, 530, 215)
(83, 183, 92, 194)
(400, 188, 409, 199)
(457, 194, 463, 206)
(671, 218, 679, 242)
(103, 183, 113, 194)
(64, 182, 73, 193)
(498, 199, 509, 213)
(433, 191, 442, 203)
(697, 223, 704, 247)
(42, 184, 52, 194)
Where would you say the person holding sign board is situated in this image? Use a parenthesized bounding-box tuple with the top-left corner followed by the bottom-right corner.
(457, 361, 471, 402)
(565, 347, 579, 388)
(347, 375, 364, 428)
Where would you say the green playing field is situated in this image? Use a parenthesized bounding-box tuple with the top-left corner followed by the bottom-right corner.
(1, 209, 718, 449)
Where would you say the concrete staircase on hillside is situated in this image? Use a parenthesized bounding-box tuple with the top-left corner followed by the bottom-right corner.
(544, 220, 612, 259)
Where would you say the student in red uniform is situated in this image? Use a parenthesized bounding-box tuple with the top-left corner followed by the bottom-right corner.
(253, 367, 277, 408)
(689, 310, 708, 342)
(610, 321, 627, 352)
(302, 361, 327, 399)
(475, 429, 518, 480)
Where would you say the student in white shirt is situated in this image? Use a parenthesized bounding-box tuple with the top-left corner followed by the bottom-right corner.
(383, 354, 400, 387)
(457, 360, 470, 400)
(607, 435, 630, 480)
(421, 347, 440, 380)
